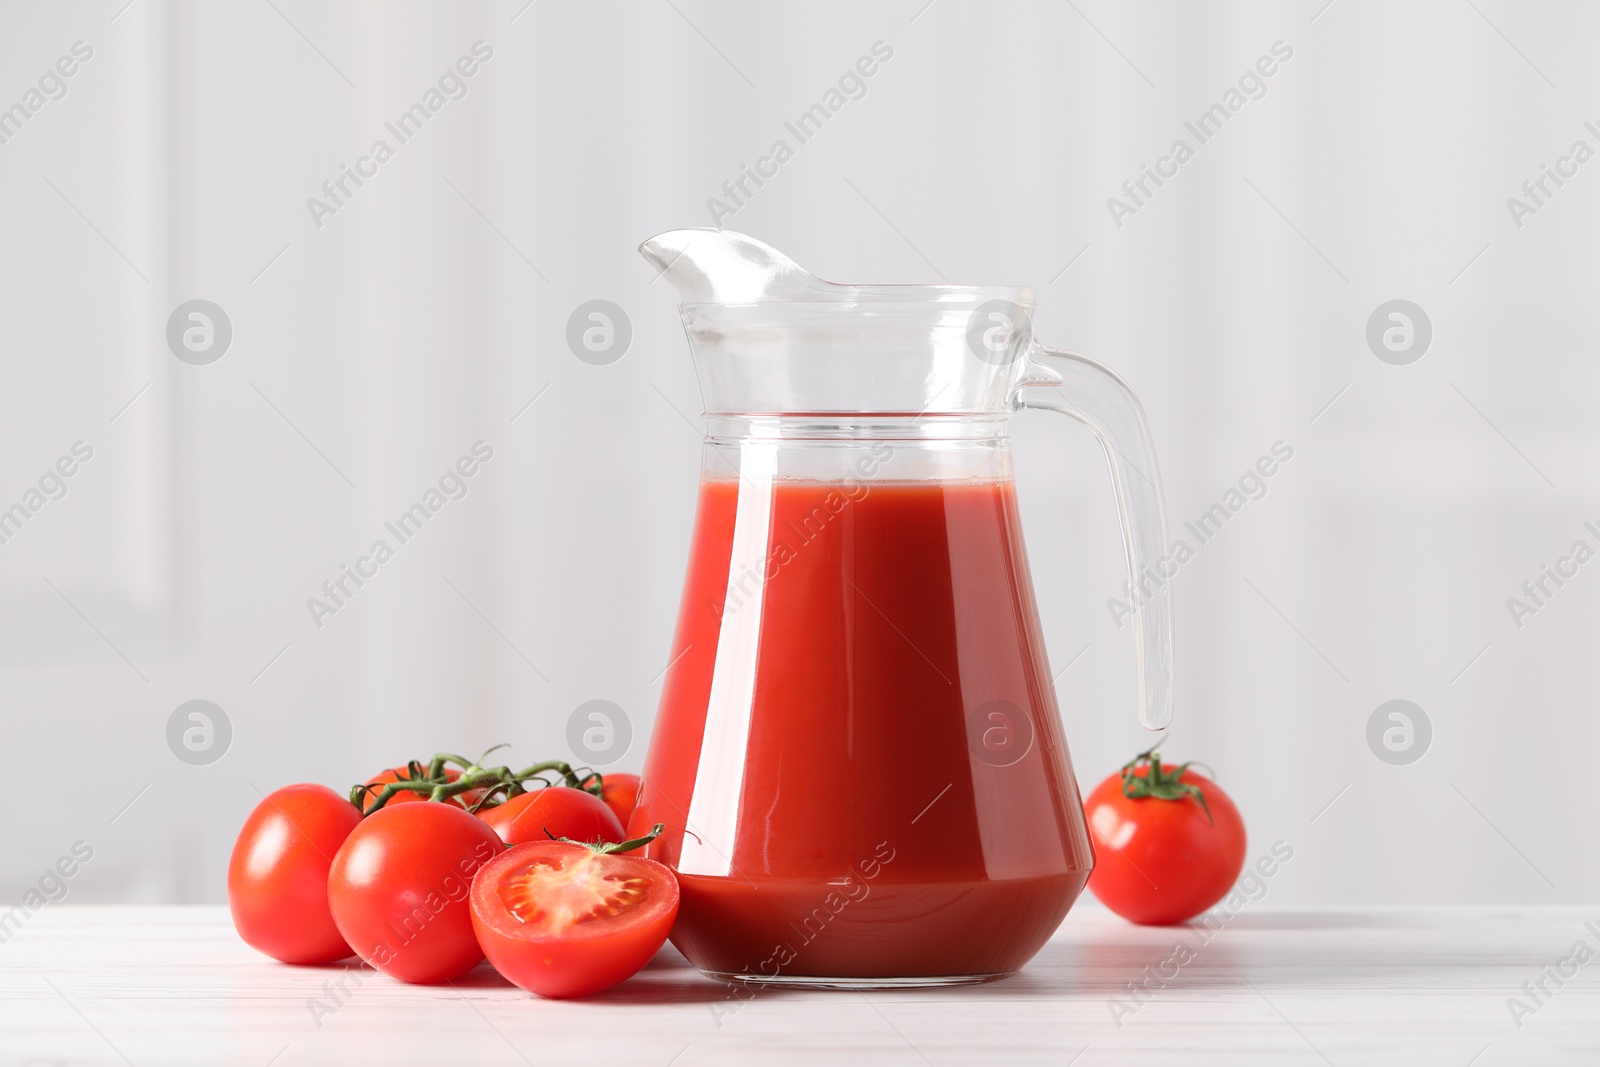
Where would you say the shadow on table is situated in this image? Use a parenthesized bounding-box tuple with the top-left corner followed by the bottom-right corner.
(446, 942, 779, 1006)
(436, 911, 1557, 1003)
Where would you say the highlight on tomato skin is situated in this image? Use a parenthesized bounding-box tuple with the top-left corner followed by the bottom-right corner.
(327, 802, 506, 984)
(1084, 750, 1247, 926)
(477, 786, 625, 848)
(469, 841, 680, 999)
(227, 783, 362, 965)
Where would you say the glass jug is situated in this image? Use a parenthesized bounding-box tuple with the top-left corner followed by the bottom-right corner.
(631, 230, 1173, 987)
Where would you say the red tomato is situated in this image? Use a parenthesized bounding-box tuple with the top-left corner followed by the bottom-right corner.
(228, 784, 362, 964)
(470, 841, 679, 998)
(327, 802, 504, 983)
(1084, 752, 1247, 926)
(478, 787, 625, 848)
(360, 765, 481, 813)
(597, 773, 641, 827)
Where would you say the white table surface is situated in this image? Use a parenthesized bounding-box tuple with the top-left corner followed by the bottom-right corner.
(2, 906, 1597, 1065)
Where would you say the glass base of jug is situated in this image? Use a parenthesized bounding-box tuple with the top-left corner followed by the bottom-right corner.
(700, 969, 1015, 990)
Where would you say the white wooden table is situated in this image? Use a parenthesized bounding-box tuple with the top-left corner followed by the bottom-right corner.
(2, 906, 1596, 1065)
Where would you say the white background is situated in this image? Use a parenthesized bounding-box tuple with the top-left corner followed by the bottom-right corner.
(0, 0, 1594, 909)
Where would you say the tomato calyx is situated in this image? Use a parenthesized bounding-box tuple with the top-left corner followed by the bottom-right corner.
(350, 745, 610, 816)
(1119, 748, 1215, 825)
(546, 822, 664, 856)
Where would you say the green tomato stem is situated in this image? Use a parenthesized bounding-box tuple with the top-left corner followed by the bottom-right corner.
(350, 749, 604, 816)
(1118, 747, 1215, 825)
(548, 823, 664, 855)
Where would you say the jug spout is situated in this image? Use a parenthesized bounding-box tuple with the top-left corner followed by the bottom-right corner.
(639, 229, 836, 305)
(638, 227, 1047, 418)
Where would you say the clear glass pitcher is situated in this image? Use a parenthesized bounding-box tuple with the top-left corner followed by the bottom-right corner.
(631, 230, 1173, 987)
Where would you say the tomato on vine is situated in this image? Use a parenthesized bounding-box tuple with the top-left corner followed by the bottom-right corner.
(229, 746, 675, 995)
(595, 772, 641, 827)
(358, 764, 487, 813)
(228, 784, 362, 964)
(478, 786, 624, 847)
(327, 802, 504, 983)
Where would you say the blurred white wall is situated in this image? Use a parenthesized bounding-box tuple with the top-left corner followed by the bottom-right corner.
(1, 0, 1595, 907)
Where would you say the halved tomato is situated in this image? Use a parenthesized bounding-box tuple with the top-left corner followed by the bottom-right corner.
(469, 841, 678, 998)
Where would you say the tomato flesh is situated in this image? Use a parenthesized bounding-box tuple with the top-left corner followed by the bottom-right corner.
(1084, 763, 1247, 925)
(496, 852, 651, 929)
(228, 784, 362, 964)
(470, 842, 678, 998)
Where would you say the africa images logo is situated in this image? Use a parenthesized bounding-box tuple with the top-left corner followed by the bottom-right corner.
(305, 41, 494, 230)
(1104, 40, 1294, 229)
(705, 40, 894, 226)
(305, 442, 494, 628)
(0, 39, 94, 148)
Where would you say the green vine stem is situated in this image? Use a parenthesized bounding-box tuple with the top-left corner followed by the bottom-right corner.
(550, 823, 664, 856)
(1118, 747, 1214, 825)
(349, 746, 609, 816)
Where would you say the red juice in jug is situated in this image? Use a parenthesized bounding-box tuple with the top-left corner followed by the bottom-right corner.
(633, 475, 1094, 982)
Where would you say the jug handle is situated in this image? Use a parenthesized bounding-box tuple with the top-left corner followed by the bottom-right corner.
(1016, 345, 1174, 731)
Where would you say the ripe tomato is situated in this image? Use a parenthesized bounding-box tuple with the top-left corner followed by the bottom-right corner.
(228, 784, 362, 964)
(360, 765, 481, 812)
(597, 773, 641, 827)
(470, 841, 679, 998)
(327, 802, 504, 983)
(478, 787, 625, 848)
(1084, 751, 1247, 926)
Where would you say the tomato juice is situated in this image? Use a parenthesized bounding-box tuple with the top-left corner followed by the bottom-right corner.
(635, 474, 1094, 981)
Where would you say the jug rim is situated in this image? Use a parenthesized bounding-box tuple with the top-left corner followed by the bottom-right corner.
(674, 285, 1037, 311)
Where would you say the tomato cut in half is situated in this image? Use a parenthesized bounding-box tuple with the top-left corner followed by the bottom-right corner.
(470, 841, 679, 998)
(477, 787, 624, 848)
